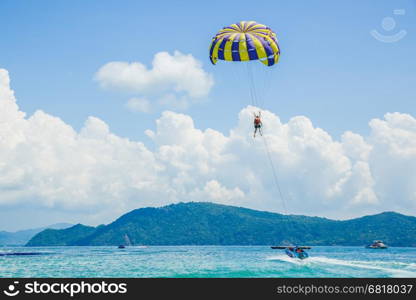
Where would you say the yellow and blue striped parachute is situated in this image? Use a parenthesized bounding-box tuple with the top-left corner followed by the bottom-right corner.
(209, 21, 280, 67)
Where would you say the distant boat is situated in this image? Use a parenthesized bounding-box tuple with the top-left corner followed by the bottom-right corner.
(366, 240, 388, 249)
(118, 234, 132, 249)
(0, 252, 45, 256)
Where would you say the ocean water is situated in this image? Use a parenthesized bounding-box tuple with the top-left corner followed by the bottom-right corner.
(1, 246, 416, 278)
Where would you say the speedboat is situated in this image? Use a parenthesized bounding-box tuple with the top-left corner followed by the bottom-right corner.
(366, 240, 388, 249)
(271, 246, 311, 259)
(285, 247, 309, 259)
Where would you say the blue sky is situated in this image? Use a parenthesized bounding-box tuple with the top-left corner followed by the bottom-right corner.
(1, 0, 416, 230)
(1, 0, 415, 139)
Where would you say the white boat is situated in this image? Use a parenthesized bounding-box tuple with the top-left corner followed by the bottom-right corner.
(366, 240, 388, 249)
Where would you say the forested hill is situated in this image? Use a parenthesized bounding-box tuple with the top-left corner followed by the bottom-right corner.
(26, 202, 416, 246)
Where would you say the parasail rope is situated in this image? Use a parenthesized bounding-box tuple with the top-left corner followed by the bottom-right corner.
(261, 136, 289, 216)
(246, 63, 293, 245)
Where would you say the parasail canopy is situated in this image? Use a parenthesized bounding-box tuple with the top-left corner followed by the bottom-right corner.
(209, 21, 280, 67)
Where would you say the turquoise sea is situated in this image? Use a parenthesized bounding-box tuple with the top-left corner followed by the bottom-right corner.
(1, 246, 416, 278)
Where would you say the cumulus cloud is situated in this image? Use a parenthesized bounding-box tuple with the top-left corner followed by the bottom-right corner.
(367, 113, 416, 212)
(190, 180, 245, 204)
(95, 51, 214, 112)
(1, 68, 416, 228)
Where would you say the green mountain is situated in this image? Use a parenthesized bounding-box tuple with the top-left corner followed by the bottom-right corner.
(0, 223, 72, 246)
(26, 224, 96, 246)
(26, 202, 416, 247)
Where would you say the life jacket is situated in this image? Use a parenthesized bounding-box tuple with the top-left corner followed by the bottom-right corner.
(254, 117, 261, 125)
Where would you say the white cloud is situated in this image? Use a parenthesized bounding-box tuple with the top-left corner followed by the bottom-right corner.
(190, 180, 245, 204)
(342, 131, 372, 161)
(95, 51, 214, 112)
(1, 68, 416, 229)
(366, 112, 416, 211)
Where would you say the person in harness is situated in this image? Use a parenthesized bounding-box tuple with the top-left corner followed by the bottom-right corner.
(253, 111, 262, 138)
